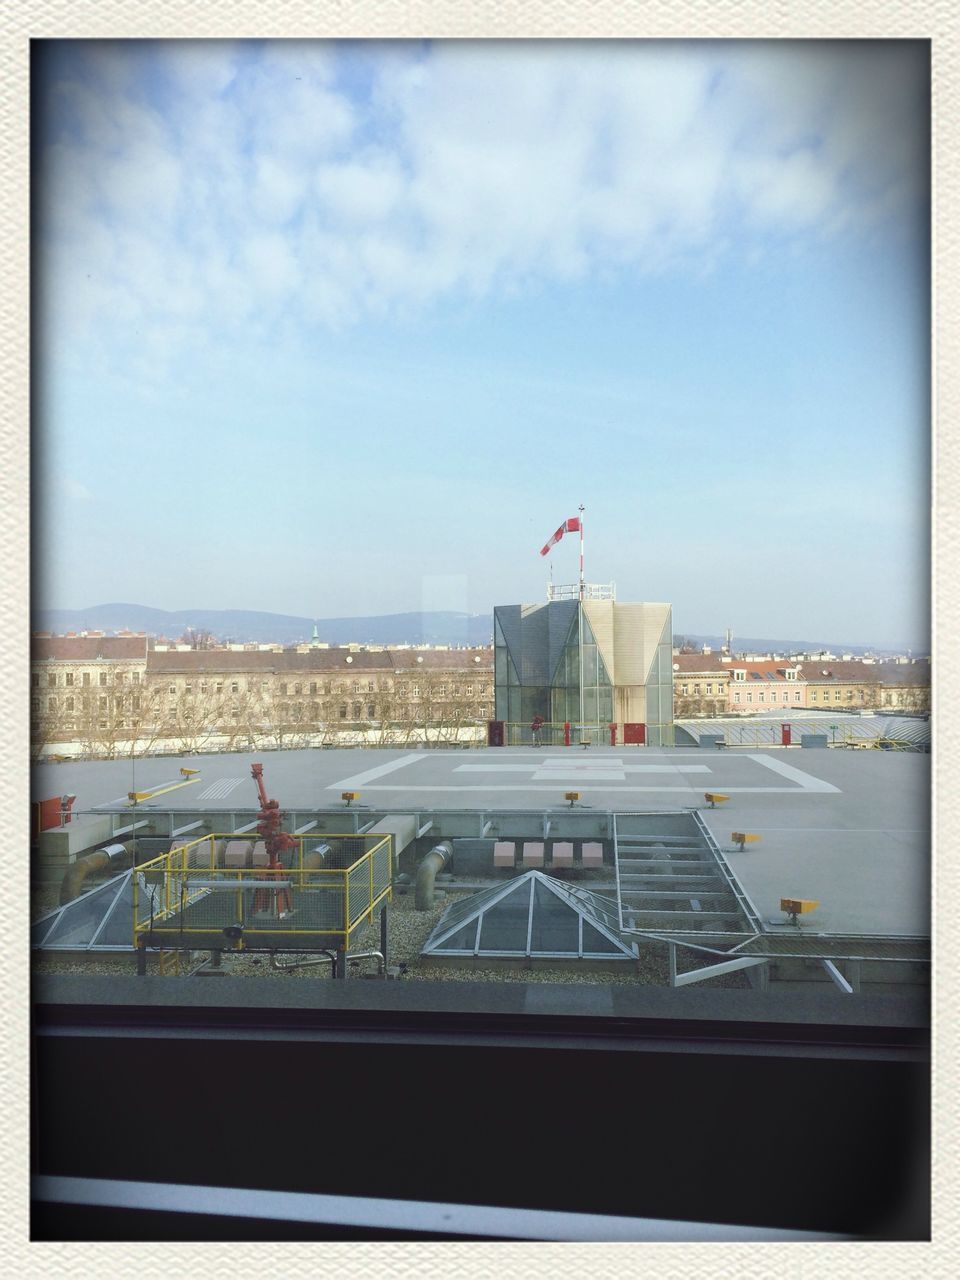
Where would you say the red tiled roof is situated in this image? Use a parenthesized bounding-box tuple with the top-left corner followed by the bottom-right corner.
(672, 654, 732, 674)
(795, 659, 926, 685)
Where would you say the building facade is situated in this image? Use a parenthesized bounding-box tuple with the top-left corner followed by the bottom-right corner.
(671, 654, 732, 718)
(669, 652, 931, 718)
(494, 599, 673, 745)
(30, 636, 494, 758)
(725, 660, 804, 713)
(797, 658, 930, 713)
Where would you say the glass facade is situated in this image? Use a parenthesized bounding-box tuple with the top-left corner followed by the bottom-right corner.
(644, 625, 675, 746)
(495, 601, 665, 734)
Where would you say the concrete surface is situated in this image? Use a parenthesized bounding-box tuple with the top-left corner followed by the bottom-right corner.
(34, 744, 930, 939)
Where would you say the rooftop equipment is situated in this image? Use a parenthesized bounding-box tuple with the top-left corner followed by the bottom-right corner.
(704, 793, 729, 809)
(250, 763, 295, 918)
(781, 897, 820, 925)
(731, 833, 761, 851)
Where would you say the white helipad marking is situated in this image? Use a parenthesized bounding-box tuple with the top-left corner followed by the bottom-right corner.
(324, 750, 842, 795)
(198, 778, 244, 800)
(340, 785, 825, 793)
(329, 752, 428, 789)
(748, 754, 840, 793)
(625, 765, 711, 774)
(539, 757, 625, 766)
(538, 771, 627, 782)
(455, 762, 711, 782)
(455, 764, 566, 773)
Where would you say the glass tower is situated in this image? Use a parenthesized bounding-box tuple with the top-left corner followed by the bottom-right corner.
(494, 600, 673, 744)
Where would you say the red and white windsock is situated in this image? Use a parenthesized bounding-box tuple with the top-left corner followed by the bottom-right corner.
(539, 516, 581, 557)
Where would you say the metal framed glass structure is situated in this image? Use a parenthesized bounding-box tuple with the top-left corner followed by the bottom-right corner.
(421, 870, 638, 961)
(494, 599, 673, 744)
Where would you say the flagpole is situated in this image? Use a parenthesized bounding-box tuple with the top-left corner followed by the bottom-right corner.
(577, 504, 585, 733)
(578, 504, 585, 601)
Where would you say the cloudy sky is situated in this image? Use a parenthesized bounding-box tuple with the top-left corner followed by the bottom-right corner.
(34, 39, 930, 646)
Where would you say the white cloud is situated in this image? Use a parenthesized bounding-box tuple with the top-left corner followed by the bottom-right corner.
(38, 40, 928, 370)
(314, 154, 403, 224)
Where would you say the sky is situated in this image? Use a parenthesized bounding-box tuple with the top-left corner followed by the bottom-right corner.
(33, 39, 931, 647)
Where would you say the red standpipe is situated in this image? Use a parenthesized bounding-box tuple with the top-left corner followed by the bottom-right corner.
(250, 763, 295, 916)
(564, 721, 571, 747)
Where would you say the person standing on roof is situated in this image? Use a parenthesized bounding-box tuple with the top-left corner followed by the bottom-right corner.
(531, 713, 545, 747)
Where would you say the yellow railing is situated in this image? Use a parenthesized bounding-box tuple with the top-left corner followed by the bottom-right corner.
(133, 831, 392, 951)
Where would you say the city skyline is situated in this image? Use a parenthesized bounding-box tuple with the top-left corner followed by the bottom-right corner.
(34, 39, 930, 646)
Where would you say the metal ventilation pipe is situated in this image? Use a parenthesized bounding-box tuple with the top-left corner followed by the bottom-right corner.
(302, 843, 331, 871)
(271, 949, 385, 975)
(59, 842, 130, 906)
(415, 840, 453, 910)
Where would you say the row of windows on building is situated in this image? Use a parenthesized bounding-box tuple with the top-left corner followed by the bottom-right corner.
(154, 682, 489, 698)
(680, 683, 878, 704)
(33, 672, 491, 699)
(32, 670, 142, 687)
(33, 690, 492, 720)
(32, 694, 143, 714)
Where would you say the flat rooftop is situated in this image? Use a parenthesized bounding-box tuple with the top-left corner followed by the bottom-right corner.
(34, 743, 930, 939)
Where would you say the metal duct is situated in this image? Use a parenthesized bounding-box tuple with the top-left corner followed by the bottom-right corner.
(59, 843, 131, 906)
(270, 949, 385, 975)
(302, 843, 331, 871)
(415, 841, 453, 911)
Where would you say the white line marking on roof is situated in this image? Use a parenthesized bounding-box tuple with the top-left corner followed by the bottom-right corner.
(533, 770, 626, 782)
(455, 763, 710, 775)
(328, 753, 429, 789)
(539, 757, 625, 766)
(748, 754, 841, 793)
(332, 785, 837, 793)
(197, 778, 244, 800)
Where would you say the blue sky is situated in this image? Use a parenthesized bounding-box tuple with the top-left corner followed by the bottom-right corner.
(34, 39, 930, 646)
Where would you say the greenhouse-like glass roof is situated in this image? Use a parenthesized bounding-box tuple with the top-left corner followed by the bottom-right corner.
(421, 870, 637, 961)
(32, 872, 136, 951)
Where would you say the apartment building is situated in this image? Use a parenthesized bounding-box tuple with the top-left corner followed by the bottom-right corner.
(30, 635, 494, 756)
(797, 658, 930, 713)
(671, 654, 732, 718)
(725, 659, 805, 713)
(30, 635, 149, 753)
(670, 651, 931, 717)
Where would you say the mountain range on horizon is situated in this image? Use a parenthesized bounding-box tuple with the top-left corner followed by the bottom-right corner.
(32, 603, 927, 657)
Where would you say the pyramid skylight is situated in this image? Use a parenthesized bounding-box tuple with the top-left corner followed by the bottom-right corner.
(421, 870, 637, 961)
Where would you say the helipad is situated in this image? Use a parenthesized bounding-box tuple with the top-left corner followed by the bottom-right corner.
(34, 743, 930, 939)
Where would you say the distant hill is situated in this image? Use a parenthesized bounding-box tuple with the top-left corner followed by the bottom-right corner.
(33, 604, 494, 648)
(676, 633, 927, 658)
(32, 604, 924, 656)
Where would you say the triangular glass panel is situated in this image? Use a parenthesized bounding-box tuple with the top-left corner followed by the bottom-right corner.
(422, 870, 635, 961)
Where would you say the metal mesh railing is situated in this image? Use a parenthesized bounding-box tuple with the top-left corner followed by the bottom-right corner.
(675, 717, 930, 750)
(133, 831, 392, 951)
(501, 721, 615, 747)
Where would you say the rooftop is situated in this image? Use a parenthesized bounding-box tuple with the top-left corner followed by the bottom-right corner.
(34, 742, 930, 940)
